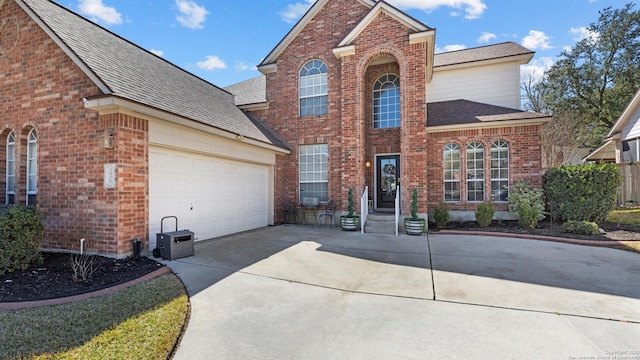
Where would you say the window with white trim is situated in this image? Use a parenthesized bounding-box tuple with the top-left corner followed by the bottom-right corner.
(490, 140, 509, 202)
(444, 143, 461, 202)
(299, 60, 328, 117)
(6, 132, 15, 205)
(26, 129, 37, 206)
(467, 141, 484, 202)
(373, 74, 400, 129)
(299, 144, 328, 202)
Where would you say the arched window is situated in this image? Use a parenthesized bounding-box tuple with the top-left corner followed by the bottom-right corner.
(26, 129, 37, 206)
(299, 59, 328, 117)
(6, 132, 15, 204)
(444, 143, 461, 202)
(491, 140, 509, 202)
(467, 142, 484, 202)
(373, 74, 400, 129)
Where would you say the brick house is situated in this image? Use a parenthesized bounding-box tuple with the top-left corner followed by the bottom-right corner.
(228, 0, 550, 224)
(1, 0, 289, 257)
(2, 0, 550, 258)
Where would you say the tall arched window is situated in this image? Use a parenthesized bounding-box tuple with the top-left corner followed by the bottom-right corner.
(26, 129, 37, 206)
(299, 59, 328, 117)
(373, 74, 400, 129)
(444, 143, 461, 202)
(6, 132, 15, 204)
(491, 140, 509, 202)
(467, 142, 484, 202)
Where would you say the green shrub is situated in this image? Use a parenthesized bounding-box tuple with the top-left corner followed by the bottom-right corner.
(346, 188, 355, 217)
(508, 180, 545, 229)
(475, 202, 495, 228)
(432, 203, 449, 228)
(0, 205, 45, 275)
(410, 189, 422, 220)
(544, 163, 621, 223)
(562, 220, 600, 235)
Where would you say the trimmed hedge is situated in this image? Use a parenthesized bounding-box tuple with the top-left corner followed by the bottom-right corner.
(508, 180, 545, 229)
(562, 220, 600, 235)
(432, 203, 449, 228)
(0, 205, 45, 275)
(475, 202, 495, 228)
(543, 163, 621, 223)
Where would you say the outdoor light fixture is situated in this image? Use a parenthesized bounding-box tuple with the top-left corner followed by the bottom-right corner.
(365, 161, 371, 168)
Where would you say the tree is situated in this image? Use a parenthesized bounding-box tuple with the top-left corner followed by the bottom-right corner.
(534, 3, 640, 148)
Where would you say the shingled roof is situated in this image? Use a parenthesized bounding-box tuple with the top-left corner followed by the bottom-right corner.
(434, 42, 533, 68)
(224, 76, 267, 106)
(18, 0, 286, 149)
(427, 100, 550, 128)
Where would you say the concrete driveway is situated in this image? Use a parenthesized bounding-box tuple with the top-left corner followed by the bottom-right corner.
(166, 226, 640, 360)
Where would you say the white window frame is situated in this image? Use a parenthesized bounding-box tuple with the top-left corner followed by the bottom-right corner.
(490, 140, 509, 203)
(444, 143, 461, 202)
(26, 129, 37, 206)
(299, 144, 328, 202)
(373, 74, 400, 129)
(6, 132, 15, 204)
(467, 141, 485, 202)
(299, 60, 328, 117)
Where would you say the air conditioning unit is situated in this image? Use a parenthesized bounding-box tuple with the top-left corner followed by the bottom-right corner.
(153, 216, 194, 260)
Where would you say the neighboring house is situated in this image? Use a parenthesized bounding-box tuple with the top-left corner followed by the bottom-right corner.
(228, 0, 550, 222)
(1, 0, 289, 257)
(585, 88, 640, 206)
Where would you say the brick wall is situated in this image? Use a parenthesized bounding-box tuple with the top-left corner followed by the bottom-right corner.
(259, 0, 430, 217)
(426, 125, 544, 212)
(0, 2, 148, 257)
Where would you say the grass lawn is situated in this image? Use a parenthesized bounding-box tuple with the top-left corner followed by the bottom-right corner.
(0, 274, 188, 360)
(607, 207, 640, 226)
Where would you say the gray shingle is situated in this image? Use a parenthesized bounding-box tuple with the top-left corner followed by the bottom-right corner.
(434, 42, 533, 68)
(20, 0, 281, 147)
(224, 76, 267, 106)
(427, 100, 549, 127)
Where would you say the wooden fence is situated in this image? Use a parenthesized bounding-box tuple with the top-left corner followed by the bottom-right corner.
(617, 163, 640, 207)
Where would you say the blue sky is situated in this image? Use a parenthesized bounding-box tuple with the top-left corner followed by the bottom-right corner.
(55, 0, 629, 87)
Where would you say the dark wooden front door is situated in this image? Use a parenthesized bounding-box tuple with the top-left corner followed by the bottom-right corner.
(376, 155, 400, 209)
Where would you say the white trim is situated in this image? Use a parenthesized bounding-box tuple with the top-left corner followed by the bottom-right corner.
(258, 63, 277, 75)
(607, 88, 640, 138)
(238, 102, 269, 111)
(434, 54, 533, 72)
(426, 117, 550, 133)
(332, 45, 356, 59)
(409, 30, 436, 44)
(16, 0, 112, 94)
(84, 96, 290, 155)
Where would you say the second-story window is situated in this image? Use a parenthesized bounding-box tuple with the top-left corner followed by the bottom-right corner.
(6, 132, 15, 205)
(373, 74, 400, 129)
(299, 59, 328, 117)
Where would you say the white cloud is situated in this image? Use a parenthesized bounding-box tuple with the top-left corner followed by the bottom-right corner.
(235, 61, 256, 72)
(78, 0, 122, 25)
(478, 32, 496, 43)
(389, 0, 488, 19)
(521, 30, 552, 50)
(435, 44, 467, 53)
(197, 55, 227, 71)
(521, 56, 554, 82)
(175, 0, 208, 29)
(149, 49, 164, 57)
(570, 26, 600, 43)
(279, 0, 314, 23)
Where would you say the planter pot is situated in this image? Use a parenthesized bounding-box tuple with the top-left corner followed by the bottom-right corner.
(340, 216, 359, 231)
(404, 218, 426, 235)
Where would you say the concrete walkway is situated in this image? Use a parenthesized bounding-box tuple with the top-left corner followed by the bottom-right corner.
(166, 226, 640, 360)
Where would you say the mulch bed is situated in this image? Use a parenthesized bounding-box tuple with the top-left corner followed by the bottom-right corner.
(0, 253, 164, 302)
(433, 219, 640, 242)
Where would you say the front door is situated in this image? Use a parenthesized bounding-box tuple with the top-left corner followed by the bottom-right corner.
(376, 155, 400, 209)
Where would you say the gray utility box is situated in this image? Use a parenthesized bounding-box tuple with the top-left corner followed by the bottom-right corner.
(155, 216, 194, 260)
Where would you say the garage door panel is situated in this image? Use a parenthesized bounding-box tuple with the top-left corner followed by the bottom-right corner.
(150, 148, 269, 248)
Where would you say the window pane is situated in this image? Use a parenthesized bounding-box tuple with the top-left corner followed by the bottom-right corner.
(373, 74, 400, 129)
(299, 60, 328, 117)
(299, 144, 328, 202)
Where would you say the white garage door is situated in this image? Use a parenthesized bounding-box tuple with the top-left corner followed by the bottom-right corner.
(149, 147, 269, 248)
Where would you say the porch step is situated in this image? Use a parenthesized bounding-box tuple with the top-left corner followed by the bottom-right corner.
(364, 213, 397, 235)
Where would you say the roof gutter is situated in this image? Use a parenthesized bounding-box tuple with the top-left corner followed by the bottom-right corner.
(426, 116, 551, 133)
